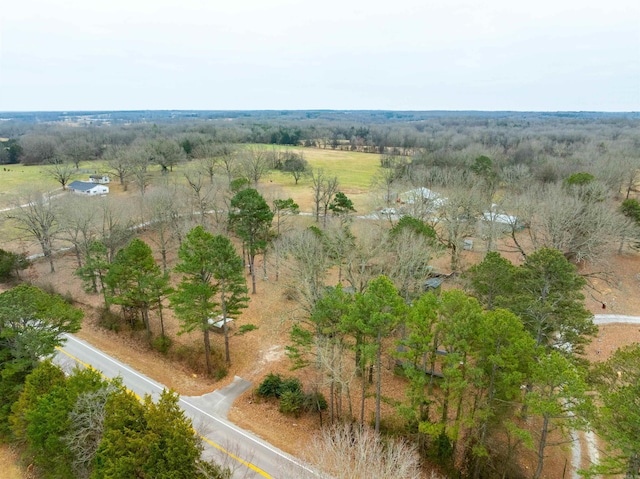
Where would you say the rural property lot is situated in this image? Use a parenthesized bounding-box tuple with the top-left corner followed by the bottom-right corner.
(2, 147, 639, 478)
(3, 221, 639, 479)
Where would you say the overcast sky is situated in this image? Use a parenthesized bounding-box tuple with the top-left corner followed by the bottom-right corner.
(1, 0, 639, 111)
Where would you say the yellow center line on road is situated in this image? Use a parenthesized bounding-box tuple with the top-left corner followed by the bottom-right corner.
(199, 434, 272, 478)
(55, 346, 273, 479)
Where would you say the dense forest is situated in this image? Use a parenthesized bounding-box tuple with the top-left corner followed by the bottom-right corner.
(1, 111, 639, 479)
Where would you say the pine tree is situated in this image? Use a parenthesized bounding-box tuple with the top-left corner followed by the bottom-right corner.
(170, 226, 220, 376)
(210, 234, 249, 365)
(229, 188, 273, 294)
(104, 239, 169, 333)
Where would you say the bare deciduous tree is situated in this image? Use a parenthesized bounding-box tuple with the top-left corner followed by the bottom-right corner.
(214, 143, 239, 185)
(512, 183, 627, 263)
(384, 228, 436, 301)
(18, 134, 58, 165)
(97, 196, 134, 262)
(239, 146, 270, 186)
(501, 164, 532, 194)
(320, 177, 339, 227)
(309, 168, 339, 225)
(60, 136, 97, 169)
(143, 184, 183, 272)
(184, 168, 216, 227)
(6, 191, 59, 272)
(310, 168, 327, 223)
(616, 216, 640, 254)
(343, 225, 387, 294)
(104, 145, 132, 190)
(432, 184, 482, 270)
(372, 155, 403, 205)
(64, 386, 115, 479)
(149, 137, 185, 173)
(277, 228, 332, 314)
(192, 142, 220, 184)
(46, 160, 76, 190)
(281, 150, 309, 185)
(129, 145, 153, 196)
(477, 200, 517, 253)
(57, 195, 99, 267)
(603, 153, 640, 199)
(300, 423, 421, 479)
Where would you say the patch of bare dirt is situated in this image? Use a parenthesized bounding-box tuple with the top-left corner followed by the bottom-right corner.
(0, 444, 31, 479)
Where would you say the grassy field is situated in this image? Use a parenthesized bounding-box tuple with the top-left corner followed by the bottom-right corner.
(266, 146, 381, 189)
(244, 146, 382, 212)
(0, 147, 381, 201)
(0, 162, 112, 244)
(0, 161, 169, 208)
(130, 146, 382, 211)
(0, 145, 380, 215)
(0, 148, 384, 244)
(0, 165, 62, 207)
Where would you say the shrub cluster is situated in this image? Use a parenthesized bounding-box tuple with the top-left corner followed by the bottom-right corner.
(256, 373, 327, 418)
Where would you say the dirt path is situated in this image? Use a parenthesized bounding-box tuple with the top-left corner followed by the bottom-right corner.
(574, 315, 640, 477)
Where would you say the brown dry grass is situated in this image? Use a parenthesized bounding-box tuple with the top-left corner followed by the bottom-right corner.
(2, 177, 640, 478)
(0, 445, 31, 479)
(3, 230, 637, 479)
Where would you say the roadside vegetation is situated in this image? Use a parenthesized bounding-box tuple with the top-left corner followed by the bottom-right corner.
(1, 111, 639, 479)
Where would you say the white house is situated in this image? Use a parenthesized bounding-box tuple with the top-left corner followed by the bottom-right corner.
(482, 205, 522, 229)
(88, 174, 110, 184)
(68, 181, 109, 196)
(398, 187, 446, 207)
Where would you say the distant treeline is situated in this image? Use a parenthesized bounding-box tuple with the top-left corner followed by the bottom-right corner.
(0, 110, 638, 167)
(1, 109, 638, 125)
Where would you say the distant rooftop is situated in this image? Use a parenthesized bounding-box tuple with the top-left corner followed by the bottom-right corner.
(68, 181, 96, 191)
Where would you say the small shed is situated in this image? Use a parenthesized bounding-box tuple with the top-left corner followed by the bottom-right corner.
(89, 175, 110, 184)
(68, 181, 109, 196)
(208, 315, 234, 332)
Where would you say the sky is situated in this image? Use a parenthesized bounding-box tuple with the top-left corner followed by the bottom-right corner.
(1, 0, 639, 111)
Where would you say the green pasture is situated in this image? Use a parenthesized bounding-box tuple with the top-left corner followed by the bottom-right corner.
(0, 147, 382, 213)
(0, 148, 384, 249)
(0, 165, 62, 207)
(0, 146, 380, 192)
(285, 147, 380, 190)
(238, 145, 381, 190)
(233, 146, 383, 212)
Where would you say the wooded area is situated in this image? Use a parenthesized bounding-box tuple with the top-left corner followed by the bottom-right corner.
(1, 110, 639, 479)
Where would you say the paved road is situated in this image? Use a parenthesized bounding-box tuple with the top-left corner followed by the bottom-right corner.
(55, 334, 315, 479)
(52, 316, 639, 478)
(593, 314, 640, 324)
